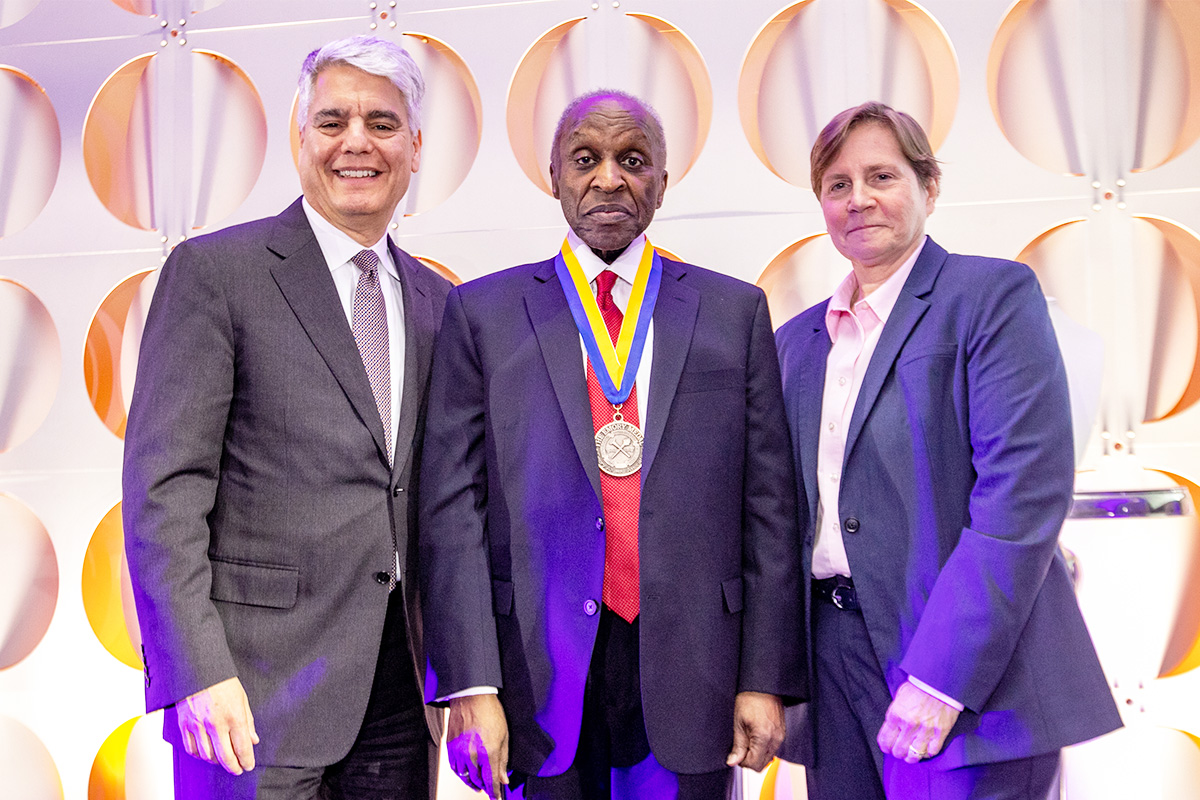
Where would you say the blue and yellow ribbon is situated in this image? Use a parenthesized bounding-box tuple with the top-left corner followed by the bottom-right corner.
(555, 237, 661, 405)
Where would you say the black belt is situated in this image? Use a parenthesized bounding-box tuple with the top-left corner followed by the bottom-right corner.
(812, 576, 860, 611)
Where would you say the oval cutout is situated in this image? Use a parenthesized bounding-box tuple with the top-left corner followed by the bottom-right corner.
(739, 0, 958, 188)
(507, 13, 712, 195)
(989, 0, 1200, 175)
(0, 493, 58, 670)
(84, 50, 267, 231)
(0, 278, 61, 454)
(84, 269, 156, 439)
(0, 66, 60, 238)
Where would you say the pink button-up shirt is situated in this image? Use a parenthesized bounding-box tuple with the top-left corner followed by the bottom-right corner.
(812, 240, 924, 579)
(812, 237, 963, 710)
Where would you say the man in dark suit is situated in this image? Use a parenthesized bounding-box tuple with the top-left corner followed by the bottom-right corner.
(419, 90, 805, 799)
(123, 35, 450, 799)
(775, 102, 1121, 799)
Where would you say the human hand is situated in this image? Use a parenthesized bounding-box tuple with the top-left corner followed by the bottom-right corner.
(876, 681, 959, 764)
(447, 694, 510, 798)
(176, 676, 259, 774)
(726, 691, 785, 772)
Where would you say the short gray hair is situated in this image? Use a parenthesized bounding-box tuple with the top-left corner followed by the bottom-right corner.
(297, 35, 425, 133)
(551, 89, 666, 173)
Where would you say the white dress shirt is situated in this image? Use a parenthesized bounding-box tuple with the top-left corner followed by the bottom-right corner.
(302, 199, 405, 448)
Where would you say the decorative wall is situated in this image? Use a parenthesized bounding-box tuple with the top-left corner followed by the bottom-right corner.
(0, 1, 1197, 797)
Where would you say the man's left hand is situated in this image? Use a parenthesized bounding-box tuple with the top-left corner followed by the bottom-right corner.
(876, 681, 960, 764)
(726, 691, 784, 771)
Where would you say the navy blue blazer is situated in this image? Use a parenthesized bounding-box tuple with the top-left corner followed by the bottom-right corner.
(419, 252, 806, 777)
(775, 238, 1120, 767)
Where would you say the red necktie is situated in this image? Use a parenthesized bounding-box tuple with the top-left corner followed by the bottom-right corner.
(586, 269, 640, 622)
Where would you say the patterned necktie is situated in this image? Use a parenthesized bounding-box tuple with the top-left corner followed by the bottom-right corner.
(586, 269, 640, 622)
(351, 249, 393, 465)
(351, 249, 397, 590)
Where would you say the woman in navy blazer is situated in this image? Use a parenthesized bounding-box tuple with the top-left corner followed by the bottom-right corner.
(775, 102, 1120, 799)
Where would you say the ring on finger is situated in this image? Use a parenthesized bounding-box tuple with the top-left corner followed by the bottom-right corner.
(908, 745, 927, 759)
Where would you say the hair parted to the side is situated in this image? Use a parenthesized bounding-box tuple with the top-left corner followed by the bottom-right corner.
(550, 89, 667, 172)
(297, 35, 425, 133)
(810, 101, 941, 196)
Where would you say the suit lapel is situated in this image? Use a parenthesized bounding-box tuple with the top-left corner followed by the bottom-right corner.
(642, 259, 698, 480)
(528, 260, 604, 500)
(267, 202, 391, 467)
(843, 238, 945, 463)
(794, 308, 831, 526)
(391, 244, 436, 480)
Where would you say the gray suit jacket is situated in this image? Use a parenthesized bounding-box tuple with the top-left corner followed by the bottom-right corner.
(123, 198, 450, 767)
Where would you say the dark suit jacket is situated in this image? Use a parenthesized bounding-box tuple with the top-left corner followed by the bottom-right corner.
(123, 199, 450, 767)
(775, 238, 1121, 768)
(419, 252, 806, 777)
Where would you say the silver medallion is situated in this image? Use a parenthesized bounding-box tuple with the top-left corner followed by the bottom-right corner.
(595, 418, 643, 477)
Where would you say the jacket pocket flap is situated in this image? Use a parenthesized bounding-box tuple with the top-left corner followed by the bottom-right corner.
(721, 576, 744, 613)
(209, 558, 299, 609)
(492, 578, 513, 616)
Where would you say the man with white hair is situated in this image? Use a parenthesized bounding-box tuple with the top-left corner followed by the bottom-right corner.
(124, 35, 450, 799)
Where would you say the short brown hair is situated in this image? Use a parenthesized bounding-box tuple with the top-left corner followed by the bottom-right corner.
(810, 102, 941, 196)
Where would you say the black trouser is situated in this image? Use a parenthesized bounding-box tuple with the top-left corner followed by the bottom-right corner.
(807, 589, 1060, 800)
(512, 607, 731, 800)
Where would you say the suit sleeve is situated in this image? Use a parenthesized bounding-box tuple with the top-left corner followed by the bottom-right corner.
(418, 288, 504, 701)
(737, 290, 808, 702)
(899, 265, 1075, 711)
(122, 241, 239, 711)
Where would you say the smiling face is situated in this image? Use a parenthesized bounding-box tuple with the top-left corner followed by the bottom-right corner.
(819, 122, 937, 286)
(549, 96, 667, 260)
(298, 64, 421, 246)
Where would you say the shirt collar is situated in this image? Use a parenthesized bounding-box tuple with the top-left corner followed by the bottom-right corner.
(302, 198, 396, 278)
(825, 236, 927, 337)
(566, 228, 647, 288)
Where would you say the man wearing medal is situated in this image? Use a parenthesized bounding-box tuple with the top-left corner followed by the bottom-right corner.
(419, 90, 805, 799)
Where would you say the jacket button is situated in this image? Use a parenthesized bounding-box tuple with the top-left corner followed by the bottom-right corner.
(596, 517, 605, 531)
(392, 486, 404, 497)
(584, 599, 599, 616)
(844, 517, 860, 533)
(375, 572, 390, 585)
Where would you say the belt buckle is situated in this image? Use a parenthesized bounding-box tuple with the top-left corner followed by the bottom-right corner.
(830, 585, 850, 610)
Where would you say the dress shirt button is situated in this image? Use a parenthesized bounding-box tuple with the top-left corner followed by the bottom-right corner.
(827, 422, 836, 432)
(838, 376, 847, 386)
(844, 517, 860, 534)
(392, 486, 404, 497)
(584, 599, 599, 616)
(374, 571, 390, 585)
(596, 517, 605, 531)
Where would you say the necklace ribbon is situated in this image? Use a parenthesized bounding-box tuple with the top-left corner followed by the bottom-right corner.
(555, 237, 661, 405)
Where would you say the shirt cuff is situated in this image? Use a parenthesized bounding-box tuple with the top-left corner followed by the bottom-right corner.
(907, 676, 964, 712)
(438, 686, 499, 702)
